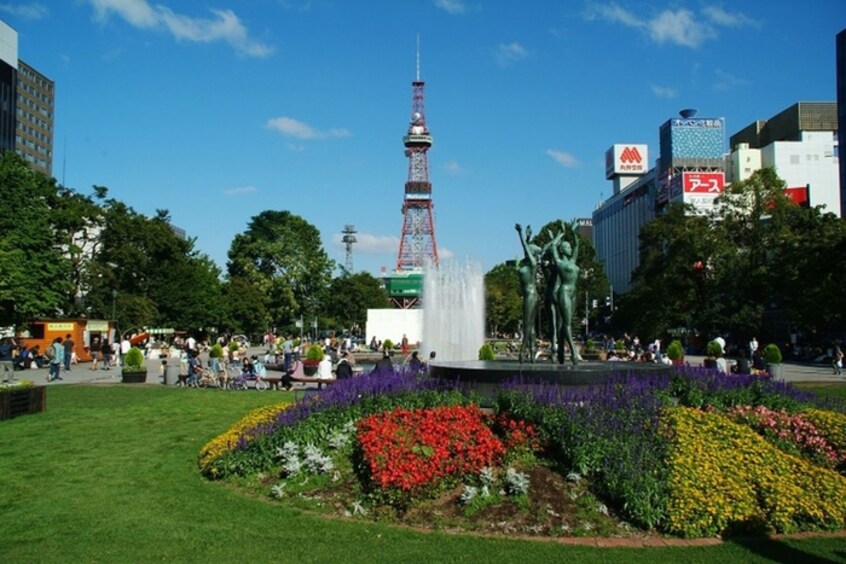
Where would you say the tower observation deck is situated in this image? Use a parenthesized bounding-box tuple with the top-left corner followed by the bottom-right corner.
(395, 67, 439, 273)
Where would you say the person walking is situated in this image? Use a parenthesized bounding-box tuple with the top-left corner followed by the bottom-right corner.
(101, 338, 112, 370)
(89, 337, 101, 371)
(48, 337, 64, 382)
(62, 333, 75, 372)
(833, 345, 843, 376)
(0, 337, 16, 382)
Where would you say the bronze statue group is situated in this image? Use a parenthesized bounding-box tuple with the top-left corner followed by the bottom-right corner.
(515, 220, 581, 366)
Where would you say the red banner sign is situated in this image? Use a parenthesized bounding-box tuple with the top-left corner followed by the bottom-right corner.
(683, 172, 725, 193)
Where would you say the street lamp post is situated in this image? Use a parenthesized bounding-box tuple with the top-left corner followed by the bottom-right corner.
(111, 289, 117, 320)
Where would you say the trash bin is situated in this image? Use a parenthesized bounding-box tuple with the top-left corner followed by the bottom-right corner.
(165, 364, 180, 385)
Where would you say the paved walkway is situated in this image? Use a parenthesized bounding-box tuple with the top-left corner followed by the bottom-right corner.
(7, 351, 844, 387)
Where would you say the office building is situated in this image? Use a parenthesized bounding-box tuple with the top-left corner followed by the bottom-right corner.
(16, 59, 54, 176)
(729, 102, 840, 217)
(0, 19, 55, 177)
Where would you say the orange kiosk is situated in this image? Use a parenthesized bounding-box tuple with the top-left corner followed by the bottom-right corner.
(18, 319, 116, 363)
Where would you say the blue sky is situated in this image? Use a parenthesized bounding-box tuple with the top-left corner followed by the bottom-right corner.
(3, 1, 844, 277)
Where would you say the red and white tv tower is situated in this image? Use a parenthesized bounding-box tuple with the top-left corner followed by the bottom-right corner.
(395, 44, 439, 272)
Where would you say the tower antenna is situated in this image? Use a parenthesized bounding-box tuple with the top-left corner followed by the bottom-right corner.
(341, 224, 357, 273)
(396, 38, 439, 280)
(416, 34, 420, 82)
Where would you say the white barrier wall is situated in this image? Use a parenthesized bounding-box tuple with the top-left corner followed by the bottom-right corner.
(366, 309, 422, 348)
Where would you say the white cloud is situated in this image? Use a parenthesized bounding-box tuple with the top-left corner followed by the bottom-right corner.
(650, 84, 677, 98)
(443, 160, 463, 174)
(546, 149, 579, 168)
(648, 9, 715, 48)
(713, 68, 749, 91)
(332, 232, 398, 255)
(0, 2, 48, 19)
(586, 3, 756, 49)
(496, 41, 528, 65)
(266, 116, 351, 140)
(434, 0, 466, 15)
(86, 0, 273, 57)
(702, 6, 760, 29)
(223, 185, 257, 196)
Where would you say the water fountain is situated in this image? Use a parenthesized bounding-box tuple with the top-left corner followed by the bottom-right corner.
(424, 256, 671, 401)
(421, 259, 485, 362)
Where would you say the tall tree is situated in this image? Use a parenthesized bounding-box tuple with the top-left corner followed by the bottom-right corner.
(619, 202, 718, 340)
(0, 152, 70, 326)
(484, 262, 522, 337)
(227, 211, 334, 328)
(323, 272, 389, 334)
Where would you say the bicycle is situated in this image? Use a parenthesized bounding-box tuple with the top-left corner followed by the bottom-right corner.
(228, 370, 269, 391)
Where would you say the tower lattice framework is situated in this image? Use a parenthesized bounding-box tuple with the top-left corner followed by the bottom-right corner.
(396, 72, 439, 272)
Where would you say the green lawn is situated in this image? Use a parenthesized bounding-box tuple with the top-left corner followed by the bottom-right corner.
(1, 384, 845, 563)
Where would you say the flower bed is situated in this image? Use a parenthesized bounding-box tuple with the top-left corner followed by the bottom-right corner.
(200, 366, 846, 538)
(357, 405, 506, 493)
(199, 402, 292, 476)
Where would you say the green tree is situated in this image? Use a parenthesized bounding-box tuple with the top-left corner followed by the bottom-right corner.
(323, 272, 389, 333)
(219, 276, 270, 337)
(619, 202, 718, 339)
(0, 152, 70, 326)
(484, 261, 521, 337)
(227, 211, 334, 328)
(45, 184, 106, 316)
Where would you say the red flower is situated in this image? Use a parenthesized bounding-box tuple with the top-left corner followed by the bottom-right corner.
(356, 405, 506, 492)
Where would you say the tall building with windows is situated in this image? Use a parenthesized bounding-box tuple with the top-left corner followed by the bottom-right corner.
(0, 19, 55, 177)
(0, 20, 17, 155)
(835, 29, 845, 217)
(16, 60, 54, 176)
(729, 102, 840, 217)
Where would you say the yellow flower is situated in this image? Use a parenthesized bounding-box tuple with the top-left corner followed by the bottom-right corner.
(199, 402, 291, 474)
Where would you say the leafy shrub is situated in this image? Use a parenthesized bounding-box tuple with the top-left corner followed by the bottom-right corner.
(614, 339, 626, 351)
(478, 343, 495, 361)
(763, 343, 782, 364)
(228, 341, 240, 352)
(209, 343, 223, 358)
(666, 340, 684, 361)
(662, 407, 846, 537)
(124, 347, 144, 370)
(305, 344, 324, 361)
(383, 339, 395, 351)
(706, 340, 723, 358)
(584, 339, 597, 353)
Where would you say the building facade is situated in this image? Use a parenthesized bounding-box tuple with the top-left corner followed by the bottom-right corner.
(16, 59, 54, 176)
(729, 102, 840, 217)
(0, 20, 17, 155)
(837, 29, 846, 217)
(0, 19, 55, 176)
(594, 110, 727, 294)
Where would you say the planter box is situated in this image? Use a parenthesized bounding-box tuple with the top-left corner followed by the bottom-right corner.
(121, 370, 148, 384)
(1, 385, 46, 420)
(302, 361, 319, 377)
(767, 363, 785, 380)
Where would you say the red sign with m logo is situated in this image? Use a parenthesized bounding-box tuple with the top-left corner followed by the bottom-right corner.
(620, 146, 642, 164)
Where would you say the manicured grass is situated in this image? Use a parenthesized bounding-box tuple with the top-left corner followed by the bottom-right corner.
(796, 381, 846, 404)
(1, 384, 845, 563)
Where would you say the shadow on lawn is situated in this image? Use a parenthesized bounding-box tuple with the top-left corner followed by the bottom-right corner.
(727, 535, 843, 563)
